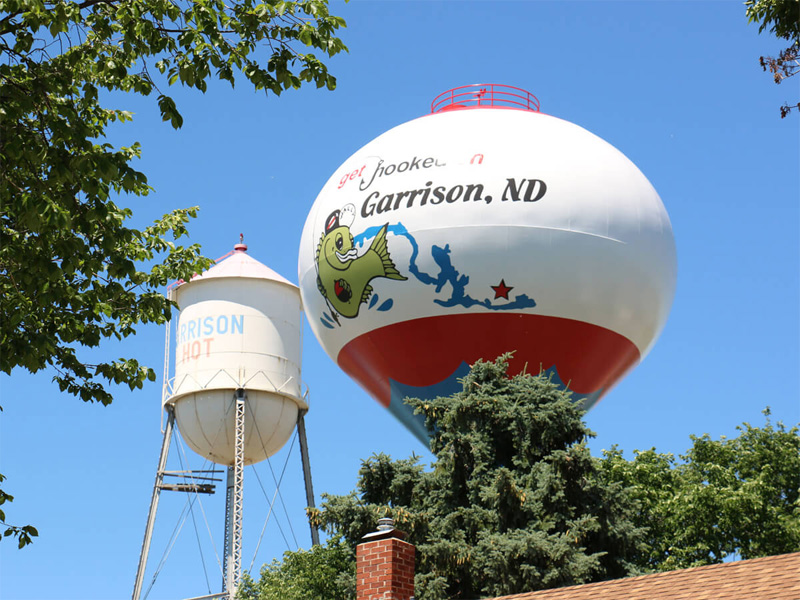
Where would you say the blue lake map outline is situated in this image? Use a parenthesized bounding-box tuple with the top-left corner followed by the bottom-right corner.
(354, 222, 536, 311)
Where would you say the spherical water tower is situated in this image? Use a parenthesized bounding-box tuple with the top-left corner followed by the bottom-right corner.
(298, 84, 677, 442)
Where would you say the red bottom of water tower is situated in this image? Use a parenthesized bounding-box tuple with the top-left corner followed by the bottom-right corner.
(337, 313, 640, 443)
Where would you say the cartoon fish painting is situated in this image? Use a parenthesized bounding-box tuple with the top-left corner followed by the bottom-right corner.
(315, 204, 406, 319)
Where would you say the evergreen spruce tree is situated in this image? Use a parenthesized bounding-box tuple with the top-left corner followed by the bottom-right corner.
(310, 355, 643, 599)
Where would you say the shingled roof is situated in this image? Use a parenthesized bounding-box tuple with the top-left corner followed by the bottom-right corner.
(491, 552, 800, 600)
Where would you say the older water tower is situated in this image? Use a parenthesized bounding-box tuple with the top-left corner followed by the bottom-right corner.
(298, 84, 677, 441)
(133, 240, 314, 600)
(168, 240, 305, 465)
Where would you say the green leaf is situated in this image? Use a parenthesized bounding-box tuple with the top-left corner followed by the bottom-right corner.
(157, 94, 184, 129)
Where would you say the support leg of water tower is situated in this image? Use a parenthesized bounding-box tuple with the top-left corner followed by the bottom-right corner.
(297, 409, 320, 546)
(132, 406, 176, 600)
(222, 467, 234, 595)
(223, 389, 245, 600)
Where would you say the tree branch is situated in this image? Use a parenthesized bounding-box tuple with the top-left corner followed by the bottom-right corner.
(76, 0, 118, 9)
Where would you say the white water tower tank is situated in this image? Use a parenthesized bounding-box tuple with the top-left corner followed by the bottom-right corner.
(298, 84, 676, 442)
(166, 241, 306, 465)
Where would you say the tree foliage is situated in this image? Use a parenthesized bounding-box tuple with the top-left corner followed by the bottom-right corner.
(600, 409, 800, 571)
(0, 474, 38, 548)
(237, 536, 355, 600)
(247, 360, 798, 598)
(309, 356, 643, 600)
(745, 0, 800, 117)
(1, 0, 346, 545)
(1, 0, 346, 401)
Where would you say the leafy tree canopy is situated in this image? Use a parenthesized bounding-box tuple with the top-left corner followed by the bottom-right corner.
(237, 536, 355, 600)
(309, 356, 643, 600)
(247, 359, 799, 599)
(0, 0, 346, 546)
(600, 408, 800, 571)
(745, 0, 800, 116)
(746, 0, 800, 40)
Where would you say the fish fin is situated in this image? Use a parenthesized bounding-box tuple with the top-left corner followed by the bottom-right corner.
(317, 275, 326, 298)
(315, 235, 323, 264)
(369, 224, 408, 281)
(385, 270, 407, 281)
(361, 283, 373, 305)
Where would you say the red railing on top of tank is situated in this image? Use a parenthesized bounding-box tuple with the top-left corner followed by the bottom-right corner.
(431, 84, 540, 114)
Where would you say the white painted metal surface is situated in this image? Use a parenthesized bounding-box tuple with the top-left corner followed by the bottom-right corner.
(168, 245, 305, 465)
(298, 88, 677, 439)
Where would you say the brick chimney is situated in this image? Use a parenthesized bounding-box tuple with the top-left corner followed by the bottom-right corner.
(356, 517, 415, 600)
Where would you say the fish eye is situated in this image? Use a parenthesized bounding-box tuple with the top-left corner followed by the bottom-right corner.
(335, 233, 343, 250)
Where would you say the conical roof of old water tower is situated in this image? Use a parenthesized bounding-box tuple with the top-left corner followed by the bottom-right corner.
(168, 238, 306, 466)
(183, 239, 296, 287)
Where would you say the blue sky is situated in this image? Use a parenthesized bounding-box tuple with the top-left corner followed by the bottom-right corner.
(1, 2, 798, 599)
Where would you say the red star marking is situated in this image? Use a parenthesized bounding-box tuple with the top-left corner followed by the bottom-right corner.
(491, 279, 513, 300)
